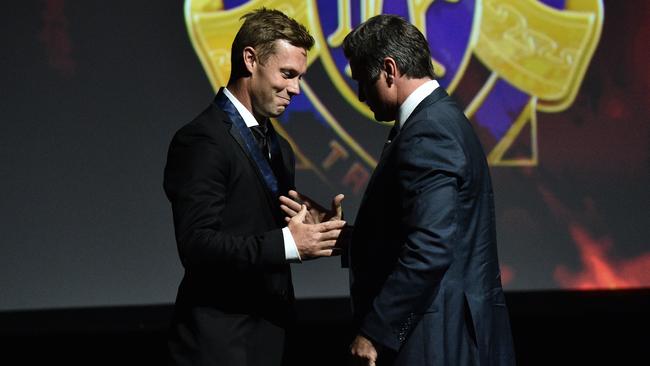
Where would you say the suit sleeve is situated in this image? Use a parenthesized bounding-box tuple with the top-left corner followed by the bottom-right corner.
(360, 120, 465, 351)
(163, 126, 286, 272)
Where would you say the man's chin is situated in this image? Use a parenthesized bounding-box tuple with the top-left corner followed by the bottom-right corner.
(374, 112, 391, 122)
(278, 105, 287, 112)
(269, 107, 287, 118)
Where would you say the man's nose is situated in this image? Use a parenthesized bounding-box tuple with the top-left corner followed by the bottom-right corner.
(287, 78, 300, 96)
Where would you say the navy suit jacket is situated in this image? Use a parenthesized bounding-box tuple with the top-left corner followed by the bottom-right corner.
(350, 87, 516, 365)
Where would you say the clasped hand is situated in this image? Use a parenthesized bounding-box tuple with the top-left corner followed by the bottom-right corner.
(281, 190, 347, 260)
(280, 190, 344, 224)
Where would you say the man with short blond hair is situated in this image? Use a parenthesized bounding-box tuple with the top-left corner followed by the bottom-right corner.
(164, 8, 345, 365)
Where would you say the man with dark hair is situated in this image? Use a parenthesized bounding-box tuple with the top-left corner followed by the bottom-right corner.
(279, 14, 516, 365)
(163, 8, 345, 366)
(342, 14, 516, 365)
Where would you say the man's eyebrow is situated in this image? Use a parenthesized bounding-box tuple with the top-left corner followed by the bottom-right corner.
(281, 68, 306, 77)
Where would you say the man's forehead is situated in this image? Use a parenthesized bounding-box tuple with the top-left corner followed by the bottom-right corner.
(263, 43, 306, 68)
(271, 42, 306, 61)
(273, 39, 306, 53)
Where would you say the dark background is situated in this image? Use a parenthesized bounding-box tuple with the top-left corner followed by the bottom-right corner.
(1, 291, 648, 365)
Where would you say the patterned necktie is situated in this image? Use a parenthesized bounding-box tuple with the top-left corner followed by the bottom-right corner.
(251, 122, 289, 195)
(250, 123, 270, 160)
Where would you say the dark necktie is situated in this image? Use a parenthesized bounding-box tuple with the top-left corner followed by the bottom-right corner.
(250, 123, 270, 160)
(250, 122, 290, 195)
(379, 121, 400, 161)
(387, 121, 400, 143)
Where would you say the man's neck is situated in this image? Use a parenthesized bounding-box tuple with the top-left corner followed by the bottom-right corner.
(396, 77, 432, 106)
(396, 78, 439, 126)
(225, 80, 265, 123)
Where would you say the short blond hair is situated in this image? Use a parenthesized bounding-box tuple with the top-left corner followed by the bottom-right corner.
(229, 8, 314, 80)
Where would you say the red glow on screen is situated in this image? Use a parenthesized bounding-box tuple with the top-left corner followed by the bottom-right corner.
(554, 224, 650, 289)
(40, 0, 75, 76)
(500, 264, 514, 286)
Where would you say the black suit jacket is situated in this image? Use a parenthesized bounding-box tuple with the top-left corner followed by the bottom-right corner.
(163, 90, 295, 365)
(350, 87, 516, 365)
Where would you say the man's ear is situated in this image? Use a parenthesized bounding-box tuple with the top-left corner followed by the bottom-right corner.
(383, 57, 398, 86)
(243, 46, 257, 74)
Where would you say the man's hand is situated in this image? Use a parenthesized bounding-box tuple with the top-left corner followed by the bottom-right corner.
(288, 205, 346, 259)
(350, 334, 378, 366)
(280, 190, 344, 224)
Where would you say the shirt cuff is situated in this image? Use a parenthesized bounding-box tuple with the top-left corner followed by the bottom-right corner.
(282, 227, 302, 263)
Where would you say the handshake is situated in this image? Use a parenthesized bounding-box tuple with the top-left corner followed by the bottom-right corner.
(280, 190, 351, 260)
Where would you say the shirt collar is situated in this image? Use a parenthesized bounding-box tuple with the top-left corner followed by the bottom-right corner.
(223, 87, 260, 128)
(397, 79, 440, 127)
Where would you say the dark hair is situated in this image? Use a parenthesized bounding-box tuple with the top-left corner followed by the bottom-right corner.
(230, 8, 314, 80)
(342, 14, 435, 82)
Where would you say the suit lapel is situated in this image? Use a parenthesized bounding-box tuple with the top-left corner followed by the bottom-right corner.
(211, 91, 284, 223)
(402, 87, 448, 128)
(225, 118, 279, 203)
(358, 87, 450, 214)
(377, 87, 449, 163)
(272, 124, 294, 185)
(266, 122, 293, 195)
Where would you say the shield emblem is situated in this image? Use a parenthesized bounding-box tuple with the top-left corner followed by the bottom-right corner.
(184, 0, 603, 200)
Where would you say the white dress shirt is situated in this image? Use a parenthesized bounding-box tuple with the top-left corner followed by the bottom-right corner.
(223, 87, 301, 263)
(397, 79, 440, 128)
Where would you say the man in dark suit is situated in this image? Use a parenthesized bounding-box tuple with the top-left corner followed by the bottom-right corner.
(163, 8, 345, 366)
(342, 15, 516, 366)
(283, 14, 515, 365)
